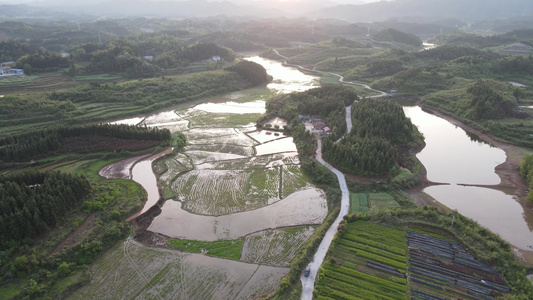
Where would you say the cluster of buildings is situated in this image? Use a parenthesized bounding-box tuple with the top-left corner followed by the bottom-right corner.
(0, 62, 24, 76)
(301, 115, 333, 135)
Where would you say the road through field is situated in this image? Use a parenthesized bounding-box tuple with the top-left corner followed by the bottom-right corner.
(300, 138, 350, 300)
(270, 49, 388, 299)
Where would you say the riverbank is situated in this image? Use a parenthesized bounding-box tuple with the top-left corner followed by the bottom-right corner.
(416, 103, 533, 267)
(418, 104, 530, 198)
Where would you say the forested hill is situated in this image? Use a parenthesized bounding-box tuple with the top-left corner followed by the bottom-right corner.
(322, 99, 422, 177)
(309, 0, 533, 23)
(0, 171, 91, 243)
(0, 124, 172, 162)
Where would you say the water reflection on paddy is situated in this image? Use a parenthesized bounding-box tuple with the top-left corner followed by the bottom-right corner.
(255, 137, 298, 156)
(148, 188, 327, 241)
(248, 130, 288, 144)
(194, 100, 266, 114)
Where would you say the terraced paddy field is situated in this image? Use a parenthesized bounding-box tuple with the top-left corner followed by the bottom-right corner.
(241, 226, 316, 267)
(68, 238, 288, 300)
(89, 58, 325, 299)
(315, 221, 511, 300)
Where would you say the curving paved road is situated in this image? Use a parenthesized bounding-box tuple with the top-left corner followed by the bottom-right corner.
(300, 138, 350, 300)
(270, 49, 388, 299)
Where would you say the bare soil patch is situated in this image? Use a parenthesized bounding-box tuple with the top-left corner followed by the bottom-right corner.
(51, 213, 96, 256)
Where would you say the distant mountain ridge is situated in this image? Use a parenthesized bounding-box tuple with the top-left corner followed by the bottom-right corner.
(308, 0, 533, 23)
(1, 0, 533, 24)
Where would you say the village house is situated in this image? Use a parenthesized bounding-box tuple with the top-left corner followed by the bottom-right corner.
(0, 65, 24, 76)
(0, 66, 10, 75)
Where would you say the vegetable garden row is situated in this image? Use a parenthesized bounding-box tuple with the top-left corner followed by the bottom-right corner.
(315, 221, 511, 300)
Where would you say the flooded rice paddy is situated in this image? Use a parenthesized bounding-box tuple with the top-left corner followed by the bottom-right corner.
(241, 226, 315, 267)
(94, 56, 325, 298)
(255, 137, 298, 156)
(148, 188, 327, 241)
(68, 238, 288, 300)
(194, 100, 266, 114)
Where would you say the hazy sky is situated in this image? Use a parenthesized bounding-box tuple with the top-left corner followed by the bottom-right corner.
(0, 0, 389, 5)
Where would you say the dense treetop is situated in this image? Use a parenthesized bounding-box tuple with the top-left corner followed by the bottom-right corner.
(322, 99, 421, 176)
(0, 171, 91, 243)
(0, 124, 171, 162)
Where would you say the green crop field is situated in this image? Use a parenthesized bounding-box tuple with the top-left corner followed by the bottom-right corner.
(350, 193, 369, 213)
(368, 193, 400, 210)
(315, 221, 408, 300)
(168, 238, 243, 260)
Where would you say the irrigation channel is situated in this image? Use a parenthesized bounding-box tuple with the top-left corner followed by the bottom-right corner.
(104, 54, 533, 299)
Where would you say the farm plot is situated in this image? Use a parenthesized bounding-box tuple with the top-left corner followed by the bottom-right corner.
(281, 165, 311, 198)
(368, 193, 400, 210)
(184, 128, 257, 147)
(170, 168, 280, 215)
(141, 110, 183, 125)
(68, 238, 288, 300)
(148, 120, 190, 133)
(193, 100, 266, 114)
(407, 231, 510, 300)
(247, 130, 289, 144)
(180, 108, 263, 128)
(315, 221, 408, 300)
(148, 188, 327, 241)
(213, 152, 300, 170)
(255, 137, 298, 156)
(153, 154, 193, 184)
(185, 150, 248, 166)
(109, 116, 144, 126)
(350, 193, 369, 214)
(186, 144, 254, 157)
(241, 226, 315, 267)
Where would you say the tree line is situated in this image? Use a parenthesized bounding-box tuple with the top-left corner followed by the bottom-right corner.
(0, 170, 91, 243)
(322, 99, 420, 176)
(263, 85, 359, 184)
(466, 79, 517, 120)
(71, 41, 235, 78)
(0, 124, 171, 162)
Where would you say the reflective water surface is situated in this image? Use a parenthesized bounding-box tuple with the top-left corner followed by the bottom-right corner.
(405, 106, 533, 249)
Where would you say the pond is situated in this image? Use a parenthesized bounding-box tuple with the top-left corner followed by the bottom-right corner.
(404, 106, 533, 249)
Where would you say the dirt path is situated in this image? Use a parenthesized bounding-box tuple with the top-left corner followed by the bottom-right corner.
(51, 213, 96, 256)
(39, 160, 78, 172)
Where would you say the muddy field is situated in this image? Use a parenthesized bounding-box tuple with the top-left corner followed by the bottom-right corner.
(241, 226, 316, 267)
(68, 238, 288, 300)
(93, 61, 323, 298)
